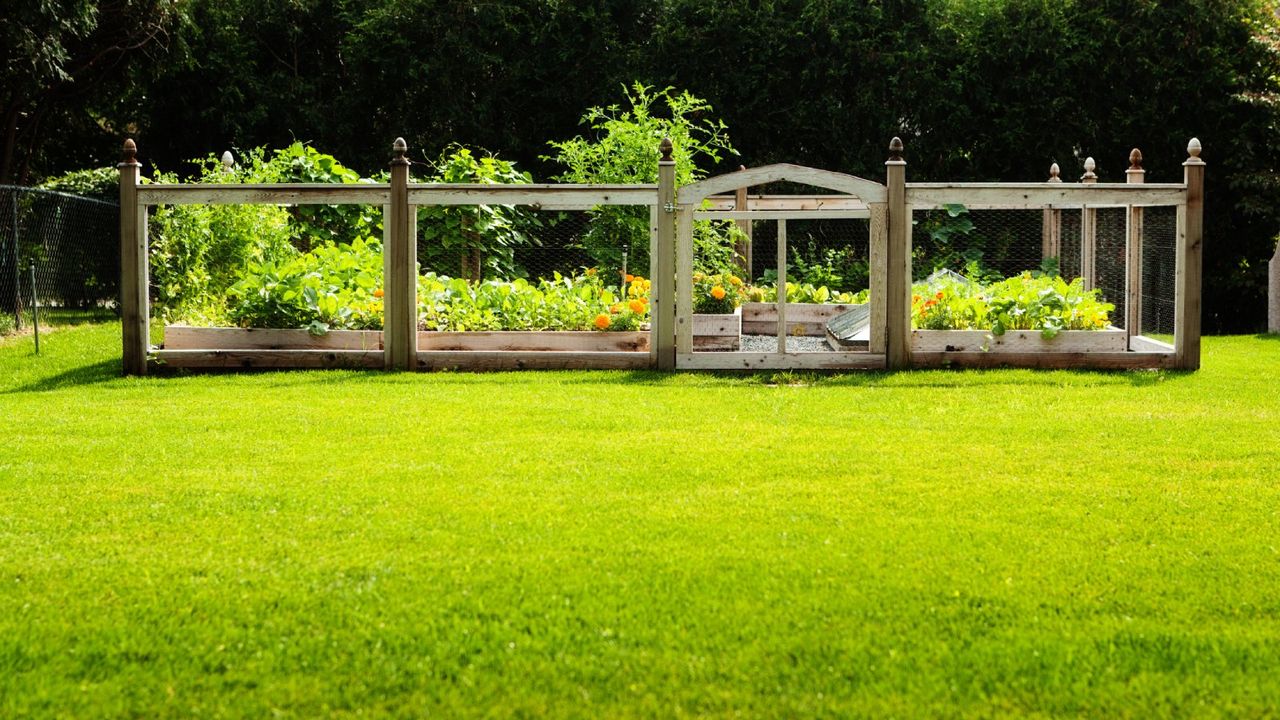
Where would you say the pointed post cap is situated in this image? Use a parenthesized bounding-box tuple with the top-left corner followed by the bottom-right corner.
(221, 150, 235, 172)
(659, 137, 673, 162)
(1128, 148, 1143, 170)
(120, 139, 138, 166)
(1186, 137, 1204, 164)
(1081, 156, 1097, 182)
(888, 137, 904, 162)
(391, 137, 409, 167)
(1048, 163, 1061, 183)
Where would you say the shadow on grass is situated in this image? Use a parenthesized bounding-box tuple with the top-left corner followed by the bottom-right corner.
(1255, 333, 1280, 341)
(2, 357, 121, 394)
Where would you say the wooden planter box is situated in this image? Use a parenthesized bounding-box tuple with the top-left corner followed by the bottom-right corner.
(692, 308, 741, 351)
(163, 325, 648, 352)
(911, 327, 1128, 353)
(741, 302, 861, 337)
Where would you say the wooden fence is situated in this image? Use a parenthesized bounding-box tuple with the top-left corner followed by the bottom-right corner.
(118, 136, 1204, 374)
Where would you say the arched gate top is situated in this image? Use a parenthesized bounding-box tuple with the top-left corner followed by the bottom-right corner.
(676, 163, 886, 206)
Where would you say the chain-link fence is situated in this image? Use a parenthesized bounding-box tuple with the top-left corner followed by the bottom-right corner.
(0, 185, 119, 332)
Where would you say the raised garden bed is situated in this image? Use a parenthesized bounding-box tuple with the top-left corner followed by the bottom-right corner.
(692, 308, 741, 351)
(164, 326, 650, 352)
(741, 302, 860, 336)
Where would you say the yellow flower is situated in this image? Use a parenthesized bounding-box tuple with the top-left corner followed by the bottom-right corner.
(711, 286, 726, 300)
(628, 299, 645, 313)
(728, 275, 743, 287)
(644, 279, 651, 290)
(693, 272, 705, 282)
(593, 313, 611, 330)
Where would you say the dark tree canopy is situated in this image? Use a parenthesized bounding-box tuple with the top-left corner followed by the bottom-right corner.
(9, 0, 1280, 331)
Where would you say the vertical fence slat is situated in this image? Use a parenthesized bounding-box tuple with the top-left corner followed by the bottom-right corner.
(1042, 163, 1062, 264)
(885, 138, 910, 369)
(1125, 149, 1145, 345)
(119, 139, 147, 376)
(868, 202, 888, 354)
(776, 218, 787, 354)
(1080, 157, 1097, 291)
(1176, 139, 1204, 370)
(655, 139, 677, 369)
(734, 166, 752, 276)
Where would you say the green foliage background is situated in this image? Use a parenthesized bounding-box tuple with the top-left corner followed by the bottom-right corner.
(11, 0, 1280, 331)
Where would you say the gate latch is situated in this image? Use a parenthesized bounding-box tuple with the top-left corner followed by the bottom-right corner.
(663, 202, 676, 213)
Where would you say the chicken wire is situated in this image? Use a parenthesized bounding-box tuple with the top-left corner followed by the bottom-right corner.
(1140, 207, 1178, 337)
(741, 217, 872, 291)
(0, 185, 119, 331)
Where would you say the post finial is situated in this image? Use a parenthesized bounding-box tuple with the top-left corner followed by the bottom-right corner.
(221, 150, 234, 172)
(391, 137, 409, 167)
(1128, 148, 1143, 170)
(659, 137, 673, 162)
(121, 139, 137, 165)
(1081, 156, 1097, 182)
(888, 137, 904, 162)
(1187, 137, 1202, 159)
(1048, 163, 1061, 183)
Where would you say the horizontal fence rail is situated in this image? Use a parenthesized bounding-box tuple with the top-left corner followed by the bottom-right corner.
(905, 183, 1187, 210)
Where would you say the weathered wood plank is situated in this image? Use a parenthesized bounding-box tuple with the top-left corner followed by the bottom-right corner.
(119, 142, 147, 376)
(138, 184, 391, 206)
(904, 183, 1185, 209)
(741, 302, 859, 337)
(910, 351, 1175, 370)
(911, 329, 1128, 353)
(654, 152, 676, 370)
(675, 352, 886, 370)
(674, 210, 695, 355)
(693, 210, 872, 220)
(163, 326, 383, 350)
(869, 203, 887, 354)
(702, 195, 871, 211)
(417, 351, 650, 371)
(152, 349, 384, 369)
(885, 147, 910, 369)
(1175, 140, 1205, 370)
(408, 184, 657, 207)
(691, 311, 741, 336)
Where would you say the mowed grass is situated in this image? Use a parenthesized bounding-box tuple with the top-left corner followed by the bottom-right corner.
(2, 324, 1279, 718)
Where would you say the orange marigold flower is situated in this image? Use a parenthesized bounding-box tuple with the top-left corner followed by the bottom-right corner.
(585, 268, 597, 276)
(710, 285, 726, 300)
(924, 299, 937, 308)
(936, 291, 945, 300)
(625, 274, 635, 283)
(593, 313, 611, 329)
(373, 289, 384, 298)
(610, 303, 623, 314)
(912, 294, 922, 303)
(628, 299, 645, 313)
(640, 296, 649, 305)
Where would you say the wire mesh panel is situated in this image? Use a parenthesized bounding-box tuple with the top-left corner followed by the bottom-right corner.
(1141, 206, 1178, 337)
(912, 208, 1049, 281)
(0, 185, 119, 332)
(1095, 207, 1128, 331)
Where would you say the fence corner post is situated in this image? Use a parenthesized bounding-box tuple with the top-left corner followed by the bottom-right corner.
(1176, 138, 1205, 370)
(385, 137, 416, 371)
(1125, 149, 1145, 346)
(1042, 163, 1062, 264)
(885, 137, 910, 370)
(654, 137, 676, 371)
(118, 138, 147, 376)
(1269, 237, 1280, 334)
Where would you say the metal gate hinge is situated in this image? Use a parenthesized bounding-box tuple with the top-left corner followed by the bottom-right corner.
(663, 202, 676, 213)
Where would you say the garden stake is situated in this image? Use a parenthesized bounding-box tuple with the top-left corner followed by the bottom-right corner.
(30, 260, 39, 354)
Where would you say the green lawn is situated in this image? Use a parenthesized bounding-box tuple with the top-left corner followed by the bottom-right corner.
(2, 324, 1279, 718)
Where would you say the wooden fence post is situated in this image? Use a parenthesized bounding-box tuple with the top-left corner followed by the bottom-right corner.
(1270, 238, 1280, 334)
(1175, 138, 1205, 370)
(119, 139, 148, 376)
(885, 137, 910, 369)
(734, 166, 752, 276)
(1080, 157, 1098, 290)
(384, 137, 416, 371)
(1125, 149, 1145, 344)
(1041, 163, 1062, 263)
(653, 138, 676, 370)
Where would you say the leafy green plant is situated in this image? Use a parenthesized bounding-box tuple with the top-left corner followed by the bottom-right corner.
(691, 271, 745, 314)
(148, 152, 296, 324)
(37, 167, 118, 199)
(546, 83, 741, 273)
(227, 236, 384, 332)
(745, 283, 866, 305)
(260, 142, 379, 250)
(418, 269, 648, 332)
(912, 272, 1114, 338)
(417, 145, 540, 282)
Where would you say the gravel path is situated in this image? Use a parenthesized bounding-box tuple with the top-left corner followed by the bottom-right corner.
(739, 334, 835, 352)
